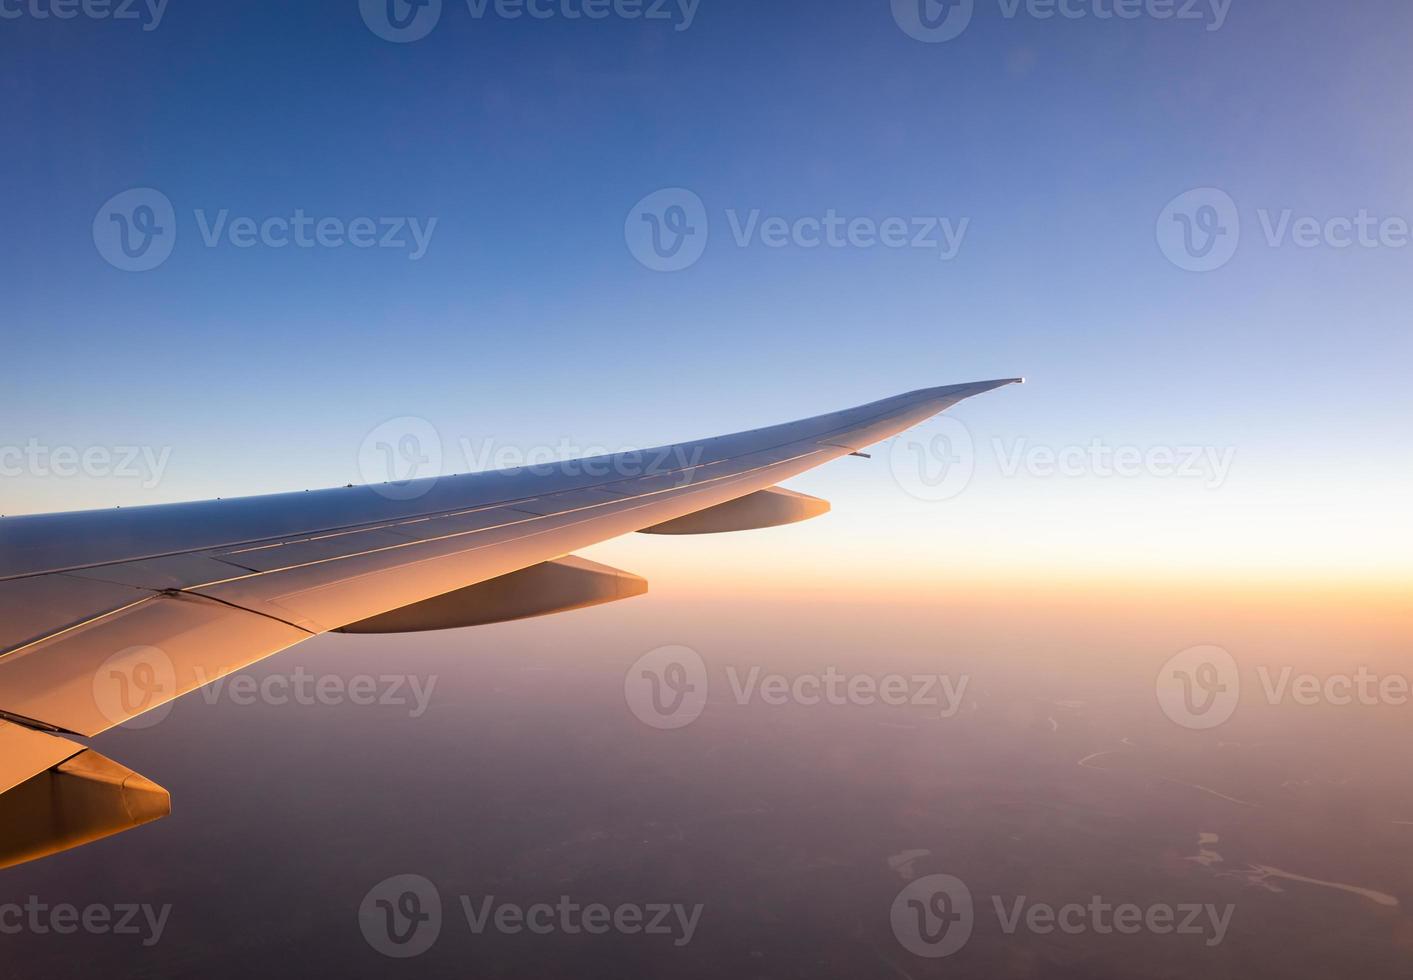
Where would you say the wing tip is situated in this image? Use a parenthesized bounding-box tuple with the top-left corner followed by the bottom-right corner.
(914, 376, 1025, 401)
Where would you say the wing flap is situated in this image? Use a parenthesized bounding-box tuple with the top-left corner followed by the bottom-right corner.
(0, 592, 310, 737)
(214, 526, 415, 572)
(65, 554, 258, 591)
(0, 574, 151, 658)
(337, 555, 647, 633)
(0, 720, 86, 795)
(379, 506, 530, 542)
(508, 487, 635, 515)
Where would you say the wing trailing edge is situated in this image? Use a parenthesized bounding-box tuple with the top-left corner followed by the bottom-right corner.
(336, 555, 647, 634)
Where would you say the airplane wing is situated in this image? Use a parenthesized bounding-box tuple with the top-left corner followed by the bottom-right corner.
(0, 379, 1021, 868)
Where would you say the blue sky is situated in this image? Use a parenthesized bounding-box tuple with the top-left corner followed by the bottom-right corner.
(3, 0, 1410, 585)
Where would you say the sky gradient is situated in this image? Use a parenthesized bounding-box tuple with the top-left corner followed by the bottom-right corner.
(4, 0, 1410, 594)
(6, 12, 1413, 977)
